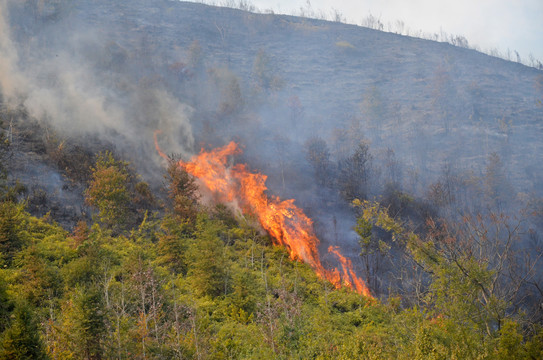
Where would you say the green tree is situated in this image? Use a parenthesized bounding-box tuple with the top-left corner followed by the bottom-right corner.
(0, 202, 26, 265)
(157, 215, 192, 275)
(495, 319, 525, 359)
(353, 199, 532, 348)
(132, 181, 156, 221)
(0, 272, 13, 333)
(229, 264, 259, 315)
(12, 247, 62, 308)
(123, 249, 166, 359)
(65, 286, 107, 360)
(62, 224, 109, 287)
(188, 215, 228, 297)
(85, 151, 131, 231)
(355, 214, 390, 292)
(0, 302, 49, 360)
(164, 159, 199, 223)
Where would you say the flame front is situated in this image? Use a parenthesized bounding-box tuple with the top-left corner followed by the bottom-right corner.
(155, 135, 371, 297)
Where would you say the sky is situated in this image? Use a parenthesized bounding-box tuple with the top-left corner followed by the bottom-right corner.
(244, 0, 543, 64)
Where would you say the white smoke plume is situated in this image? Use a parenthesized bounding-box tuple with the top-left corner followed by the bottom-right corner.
(0, 0, 195, 177)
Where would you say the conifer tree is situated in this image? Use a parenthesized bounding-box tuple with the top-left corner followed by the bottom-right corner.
(0, 202, 26, 265)
(65, 286, 107, 360)
(188, 215, 227, 297)
(0, 302, 48, 360)
(0, 273, 12, 333)
(164, 159, 199, 224)
(85, 151, 131, 231)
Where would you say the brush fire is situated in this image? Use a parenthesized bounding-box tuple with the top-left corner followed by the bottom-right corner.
(155, 133, 371, 297)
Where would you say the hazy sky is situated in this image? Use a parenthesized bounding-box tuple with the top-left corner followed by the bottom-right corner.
(245, 0, 543, 63)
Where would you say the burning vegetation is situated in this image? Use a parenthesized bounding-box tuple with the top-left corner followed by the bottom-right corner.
(156, 134, 372, 297)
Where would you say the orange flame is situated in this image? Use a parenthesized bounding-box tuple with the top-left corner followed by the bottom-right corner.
(328, 246, 371, 296)
(155, 134, 371, 297)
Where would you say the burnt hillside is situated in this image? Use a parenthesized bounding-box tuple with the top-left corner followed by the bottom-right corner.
(3, 0, 542, 199)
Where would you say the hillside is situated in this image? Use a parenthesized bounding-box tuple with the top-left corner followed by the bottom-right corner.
(1, 0, 542, 208)
(0, 0, 543, 358)
(74, 0, 543, 186)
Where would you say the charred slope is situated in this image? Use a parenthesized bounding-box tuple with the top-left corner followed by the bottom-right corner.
(3, 0, 542, 195)
(65, 0, 543, 189)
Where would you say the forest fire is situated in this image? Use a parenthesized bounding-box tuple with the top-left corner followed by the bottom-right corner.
(155, 134, 371, 297)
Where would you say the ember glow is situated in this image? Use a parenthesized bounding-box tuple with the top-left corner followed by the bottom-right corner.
(155, 134, 371, 297)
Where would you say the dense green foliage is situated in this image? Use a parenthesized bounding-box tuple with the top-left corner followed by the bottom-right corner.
(0, 155, 541, 359)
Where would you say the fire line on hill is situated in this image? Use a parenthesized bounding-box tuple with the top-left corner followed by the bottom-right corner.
(155, 132, 372, 297)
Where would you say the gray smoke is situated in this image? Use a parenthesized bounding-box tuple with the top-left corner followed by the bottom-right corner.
(0, 0, 195, 180)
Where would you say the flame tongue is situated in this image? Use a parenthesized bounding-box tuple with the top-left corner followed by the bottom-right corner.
(328, 246, 371, 296)
(156, 136, 371, 297)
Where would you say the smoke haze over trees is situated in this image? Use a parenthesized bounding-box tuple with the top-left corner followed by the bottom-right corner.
(0, 0, 542, 357)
